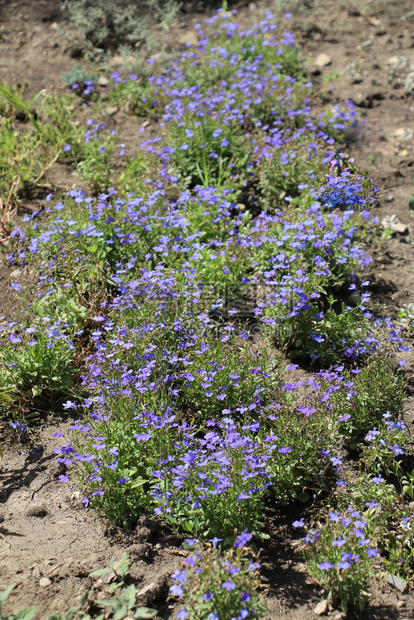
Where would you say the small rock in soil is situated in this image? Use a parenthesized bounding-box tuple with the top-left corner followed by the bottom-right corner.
(385, 572, 407, 592)
(105, 106, 118, 117)
(98, 76, 109, 87)
(313, 599, 329, 615)
(388, 55, 408, 69)
(137, 575, 169, 605)
(314, 53, 331, 68)
(346, 291, 360, 307)
(381, 215, 408, 235)
(178, 31, 198, 47)
(368, 16, 381, 26)
(394, 128, 413, 141)
(10, 269, 22, 279)
(39, 577, 52, 588)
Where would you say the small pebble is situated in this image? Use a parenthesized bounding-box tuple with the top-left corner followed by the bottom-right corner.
(39, 577, 52, 588)
(314, 53, 331, 68)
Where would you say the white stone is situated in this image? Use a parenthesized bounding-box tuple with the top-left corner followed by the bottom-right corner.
(385, 572, 407, 592)
(314, 53, 331, 68)
(314, 599, 329, 616)
(394, 127, 413, 140)
(39, 577, 52, 588)
(178, 31, 198, 47)
(388, 56, 407, 68)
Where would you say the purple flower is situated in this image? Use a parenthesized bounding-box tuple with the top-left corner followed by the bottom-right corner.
(319, 560, 334, 570)
(209, 537, 223, 549)
(234, 531, 252, 548)
(332, 537, 347, 548)
(185, 538, 198, 547)
(170, 585, 183, 597)
(62, 400, 77, 410)
(222, 579, 236, 591)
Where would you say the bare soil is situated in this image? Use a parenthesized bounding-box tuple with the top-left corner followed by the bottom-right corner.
(1, 1, 414, 618)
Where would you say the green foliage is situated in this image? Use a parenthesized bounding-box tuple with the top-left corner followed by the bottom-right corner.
(0, 319, 77, 414)
(332, 354, 405, 447)
(171, 539, 268, 620)
(116, 151, 154, 195)
(75, 132, 116, 192)
(398, 302, 414, 332)
(0, 85, 57, 206)
(0, 83, 119, 215)
(107, 77, 160, 117)
(258, 133, 327, 207)
(89, 554, 157, 619)
(62, 0, 144, 51)
(62, 65, 97, 87)
(351, 472, 414, 581)
(62, 0, 181, 60)
(303, 507, 377, 613)
(168, 120, 255, 190)
(0, 584, 36, 620)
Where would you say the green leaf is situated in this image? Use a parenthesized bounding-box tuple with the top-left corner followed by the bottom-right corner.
(134, 607, 158, 619)
(122, 584, 136, 609)
(99, 585, 136, 620)
(0, 85, 44, 133)
(13, 607, 37, 620)
(79, 590, 89, 607)
(115, 552, 129, 579)
(48, 609, 78, 620)
(0, 584, 15, 606)
(130, 478, 146, 489)
(89, 567, 112, 578)
(409, 195, 414, 211)
(109, 581, 123, 594)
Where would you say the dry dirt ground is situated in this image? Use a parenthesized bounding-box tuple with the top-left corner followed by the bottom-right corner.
(1, 1, 414, 618)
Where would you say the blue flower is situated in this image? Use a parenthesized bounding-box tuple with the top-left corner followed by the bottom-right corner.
(222, 580, 236, 591)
